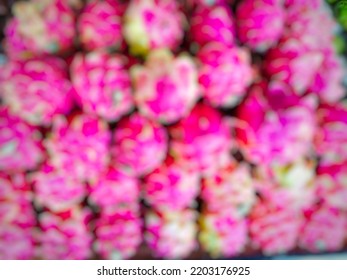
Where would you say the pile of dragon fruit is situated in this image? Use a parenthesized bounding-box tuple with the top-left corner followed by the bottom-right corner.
(0, 0, 346, 260)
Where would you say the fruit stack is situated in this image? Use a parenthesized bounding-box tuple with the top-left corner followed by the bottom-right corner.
(0, 0, 346, 259)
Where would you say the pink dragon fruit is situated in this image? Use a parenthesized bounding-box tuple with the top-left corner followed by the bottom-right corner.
(201, 161, 255, 217)
(264, 36, 323, 95)
(170, 103, 232, 176)
(111, 113, 168, 177)
(31, 164, 86, 212)
(145, 209, 198, 259)
(123, 0, 185, 55)
(143, 156, 200, 211)
(309, 51, 345, 104)
(71, 51, 134, 122)
(198, 42, 253, 108)
(249, 194, 302, 255)
(299, 204, 347, 253)
(77, 0, 125, 51)
(0, 224, 36, 260)
(0, 57, 73, 126)
(0, 173, 36, 228)
(236, 83, 317, 165)
(4, 0, 76, 59)
(0, 108, 44, 173)
(199, 209, 248, 258)
(0, 174, 36, 260)
(236, 0, 285, 52)
(254, 158, 317, 211)
(315, 103, 347, 166)
(38, 207, 93, 260)
(45, 114, 111, 183)
(131, 49, 199, 124)
(190, 4, 235, 48)
(89, 167, 140, 210)
(315, 162, 347, 211)
(94, 208, 142, 259)
(284, 0, 336, 53)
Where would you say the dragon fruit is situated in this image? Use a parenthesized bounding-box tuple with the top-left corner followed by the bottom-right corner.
(111, 113, 168, 177)
(31, 164, 86, 212)
(197, 42, 253, 108)
(236, 83, 316, 165)
(316, 162, 347, 211)
(45, 114, 111, 184)
(309, 50, 345, 104)
(0, 174, 36, 259)
(0, 173, 36, 228)
(145, 209, 198, 259)
(236, 0, 285, 52)
(254, 158, 317, 211)
(4, 0, 76, 59)
(77, 0, 125, 51)
(0, 108, 44, 173)
(170, 103, 232, 176)
(199, 210, 248, 258)
(299, 204, 347, 253)
(94, 208, 142, 259)
(123, 0, 185, 55)
(284, 0, 336, 53)
(0, 224, 36, 260)
(71, 51, 134, 122)
(89, 167, 140, 211)
(143, 156, 200, 211)
(264, 36, 323, 95)
(131, 49, 199, 124)
(0, 57, 73, 126)
(190, 4, 235, 48)
(38, 207, 93, 260)
(315, 103, 347, 166)
(249, 194, 302, 255)
(201, 161, 255, 217)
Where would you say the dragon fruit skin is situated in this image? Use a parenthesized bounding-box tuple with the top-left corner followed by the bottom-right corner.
(45, 114, 111, 184)
(315, 103, 347, 166)
(111, 113, 168, 177)
(145, 209, 198, 259)
(143, 156, 200, 211)
(31, 164, 86, 212)
(38, 207, 93, 260)
(0, 173, 36, 229)
(94, 208, 142, 260)
(123, 0, 185, 56)
(264, 36, 323, 95)
(169, 103, 232, 176)
(199, 210, 248, 258)
(71, 51, 134, 122)
(316, 162, 347, 212)
(0, 108, 44, 173)
(77, 0, 125, 51)
(0, 57, 74, 126)
(310, 51, 345, 104)
(299, 204, 347, 253)
(190, 4, 235, 48)
(0, 173, 37, 259)
(201, 162, 256, 217)
(198, 43, 253, 108)
(254, 158, 317, 211)
(4, 0, 76, 59)
(132, 49, 199, 125)
(0, 224, 37, 260)
(249, 194, 303, 255)
(89, 167, 140, 211)
(236, 0, 285, 52)
(236, 84, 316, 166)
